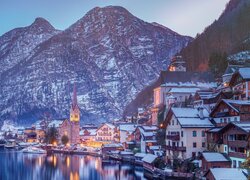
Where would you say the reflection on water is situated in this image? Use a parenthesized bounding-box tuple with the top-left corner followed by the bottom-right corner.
(0, 149, 146, 180)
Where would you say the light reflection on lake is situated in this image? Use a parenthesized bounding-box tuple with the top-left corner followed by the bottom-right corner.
(0, 149, 146, 180)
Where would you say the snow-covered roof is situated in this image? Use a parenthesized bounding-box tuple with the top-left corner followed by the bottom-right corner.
(105, 123, 116, 129)
(142, 154, 157, 164)
(138, 127, 156, 137)
(103, 143, 123, 148)
(207, 127, 223, 133)
(202, 152, 229, 162)
(177, 118, 214, 128)
(48, 120, 64, 128)
(149, 146, 161, 150)
(209, 168, 247, 180)
(135, 153, 147, 158)
(120, 151, 134, 155)
(222, 99, 250, 112)
(221, 121, 250, 133)
(172, 107, 209, 118)
(119, 124, 136, 132)
(171, 107, 213, 128)
(238, 68, 250, 79)
(141, 126, 158, 131)
(168, 87, 200, 94)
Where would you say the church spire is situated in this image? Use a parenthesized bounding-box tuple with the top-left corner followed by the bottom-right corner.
(70, 82, 80, 122)
(72, 83, 78, 110)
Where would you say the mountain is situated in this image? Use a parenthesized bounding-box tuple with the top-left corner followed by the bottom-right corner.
(180, 0, 250, 71)
(0, 18, 61, 74)
(0, 6, 192, 125)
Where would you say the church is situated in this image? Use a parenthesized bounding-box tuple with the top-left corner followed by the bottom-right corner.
(58, 83, 80, 145)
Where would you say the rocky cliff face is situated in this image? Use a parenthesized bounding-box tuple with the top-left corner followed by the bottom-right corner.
(0, 6, 192, 125)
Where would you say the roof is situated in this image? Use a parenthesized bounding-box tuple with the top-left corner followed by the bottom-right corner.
(171, 107, 213, 128)
(149, 146, 161, 150)
(220, 121, 250, 134)
(141, 126, 158, 131)
(105, 123, 116, 129)
(215, 99, 250, 113)
(142, 154, 158, 164)
(135, 153, 147, 158)
(120, 151, 133, 155)
(208, 168, 247, 180)
(202, 152, 230, 162)
(119, 124, 136, 132)
(103, 143, 123, 148)
(238, 68, 250, 79)
(207, 127, 223, 133)
(48, 120, 65, 128)
(177, 118, 213, 128)
(172, 107, 209, 118)
(168, 87, 200, 94)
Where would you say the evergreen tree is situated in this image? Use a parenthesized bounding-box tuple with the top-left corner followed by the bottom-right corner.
(208, 52, 228, 78)
(45, 127, 58, 144)
(61, 135, 69, 146)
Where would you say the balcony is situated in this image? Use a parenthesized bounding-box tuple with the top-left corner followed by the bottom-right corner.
(215, 111, 229, 118)
(228, 152, 247, 159)
(166, 134, 180, 141)
(228, 140, 247, 148)
(166, 145, 186, 152)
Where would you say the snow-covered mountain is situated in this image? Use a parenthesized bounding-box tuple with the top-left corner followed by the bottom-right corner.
(0, 6, 192, 125)
(0, 18, 61, 74)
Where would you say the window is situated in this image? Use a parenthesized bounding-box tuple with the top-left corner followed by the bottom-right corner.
(172, 120, 174, 125)
(181, 131, 183, 137)
(193, 131, 197, 137)
(193, 142, 197, 148)
(234, 117, 237, 121)
(202, 131, 205, 137)
(202, 142, 205, 148)
(181, 141, 184, 147)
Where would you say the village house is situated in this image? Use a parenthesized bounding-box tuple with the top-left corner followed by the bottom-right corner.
(163, 107, 214, 162)
(210, 99, 250, 126)
(204, 168, 247, 180)
(222, 64, 243, 91)
(79, 128, 97, 142)
(218, 122, 250, 168)
(95, 123, 119, 142)
(118, 123, 136, 143)
(229, 67, 250, 100)
(132, 125, 158, 153)
(142, 154, 158, 173)
(193, 90, 233, 113)
(201, 152, 231, 173)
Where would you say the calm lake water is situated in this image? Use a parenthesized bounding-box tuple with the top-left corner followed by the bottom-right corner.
(0, 149, 146, 180)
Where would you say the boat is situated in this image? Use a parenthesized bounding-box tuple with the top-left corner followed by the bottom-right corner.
(4, 139, 16, 149)
(22, 146, 47, 154)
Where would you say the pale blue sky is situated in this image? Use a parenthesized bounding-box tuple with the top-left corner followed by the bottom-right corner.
(0, 0, 230, 37)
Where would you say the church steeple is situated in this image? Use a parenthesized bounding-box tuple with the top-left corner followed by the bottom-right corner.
(70, 83, 80, 122)
(72, 83, 78, 110)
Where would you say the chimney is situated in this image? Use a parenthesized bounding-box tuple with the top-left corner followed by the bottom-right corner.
(198, 107, 204, 119)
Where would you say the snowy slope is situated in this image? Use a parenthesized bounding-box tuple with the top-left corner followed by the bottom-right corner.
(0, 6, 192, 125)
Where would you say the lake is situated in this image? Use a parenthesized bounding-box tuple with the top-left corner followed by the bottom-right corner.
(0, 149, 146, 180)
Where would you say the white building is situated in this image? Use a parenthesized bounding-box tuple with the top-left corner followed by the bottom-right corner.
(96, 123, 119, 142)
(164, 107, 214, 161)
(118, 123, 136, 143)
